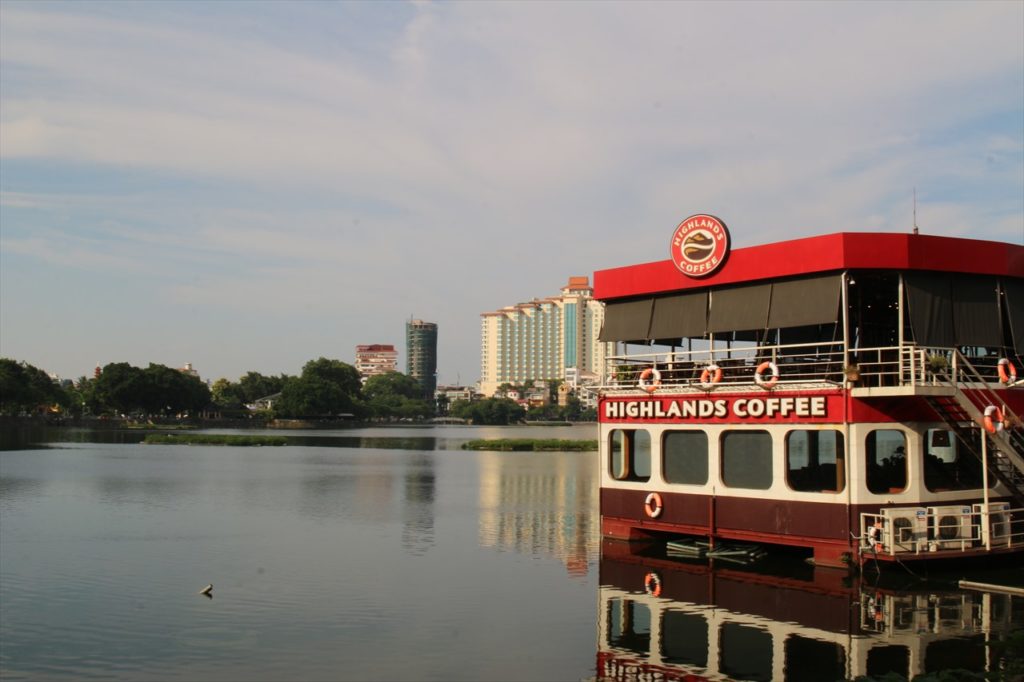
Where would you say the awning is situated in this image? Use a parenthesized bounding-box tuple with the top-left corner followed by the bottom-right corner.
(1004, 278, 1024, 354)
(708, 283, 771, 333)
(648, 291, 708, 341)
(905, 272, 955, 347)
(768, 275, 842, 329)
(599, 298, 653, 343)
(906, 272, 1004, 348)
(951, 275, 1000, 347)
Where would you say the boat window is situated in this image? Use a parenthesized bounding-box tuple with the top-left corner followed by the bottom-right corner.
(785, 430, 845, 493)
(784, 636, 846, 682)
(719, 623, 772, 682)
(661, 610, 708, 667)
(866, 645, 910, 680)
(609, 429, 651, 482)
(721, 431, 772, 490)
(924, 428, 989, 491)
(606, 598, 651, 655)
(865, 430, 907, 494)
(662, 431, 708, 485)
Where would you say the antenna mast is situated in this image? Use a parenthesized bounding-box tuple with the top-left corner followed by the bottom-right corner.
(913, 188, 919, 234)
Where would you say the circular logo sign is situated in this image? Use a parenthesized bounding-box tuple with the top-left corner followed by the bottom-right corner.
(670, 214, 730, 277)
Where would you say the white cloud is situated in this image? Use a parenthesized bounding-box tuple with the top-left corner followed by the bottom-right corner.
(1, 0, 1021, 382)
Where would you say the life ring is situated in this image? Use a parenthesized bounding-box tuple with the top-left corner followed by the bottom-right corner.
(998, 358, 1018, 385)
(699, 364, 722, 390)
(754, 361, 779, 389)
(644, 571, 662, 597)
(983, 405, 1004, 433)
(644, 492, 663, 519)
(638, 367, 662, 393)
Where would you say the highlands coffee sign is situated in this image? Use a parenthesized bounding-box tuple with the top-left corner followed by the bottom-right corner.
(602, 395, 838, 423)
(670, 214, 730, 277)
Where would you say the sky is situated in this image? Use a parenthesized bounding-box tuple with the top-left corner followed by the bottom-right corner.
(1, 0, 1022, 386)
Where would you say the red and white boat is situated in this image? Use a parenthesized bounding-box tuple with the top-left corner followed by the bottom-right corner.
(593, 215, 1024, 568)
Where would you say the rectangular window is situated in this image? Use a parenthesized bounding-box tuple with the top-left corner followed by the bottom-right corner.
(721, 431, 772, 489)
(610, 429, 651, 482)
(786, 430, 845, 492)
(663, 431, 709, 485)
(924, 428, 988, 491)
(866, 429, 907, 494)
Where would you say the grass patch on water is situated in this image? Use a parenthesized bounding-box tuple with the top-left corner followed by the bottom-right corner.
(461, 438, 597, 452)
(143, 434, 288, 446)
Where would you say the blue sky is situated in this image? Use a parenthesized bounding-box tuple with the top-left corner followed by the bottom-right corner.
(2, 0, 1022, 386)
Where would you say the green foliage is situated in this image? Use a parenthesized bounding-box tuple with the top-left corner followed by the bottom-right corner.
(461, 438, 597, 451)
(275, 358, 363, 418)
(0, 358, 68, 415)
(143, 434, 287, 446)
(451, 397, 525, 425)
(91, 362, 210, 416)
(362, 371, 434, 421)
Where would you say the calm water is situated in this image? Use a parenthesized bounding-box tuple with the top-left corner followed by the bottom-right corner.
(1, 425, 1021, 681)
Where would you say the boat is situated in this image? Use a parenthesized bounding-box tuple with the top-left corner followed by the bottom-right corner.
(593, 215, 1024, 568)
(597, 539, 1023, 681)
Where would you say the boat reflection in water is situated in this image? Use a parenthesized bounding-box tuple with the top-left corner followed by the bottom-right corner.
(597, 539, 1021, 681)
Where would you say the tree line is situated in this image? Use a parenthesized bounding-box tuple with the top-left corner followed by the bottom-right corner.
(1, 358, 595, 424)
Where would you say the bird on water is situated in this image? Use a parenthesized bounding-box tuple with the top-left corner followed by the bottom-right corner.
(199, 584, 213, 597)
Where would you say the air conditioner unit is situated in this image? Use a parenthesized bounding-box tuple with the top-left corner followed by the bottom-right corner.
(929, 505, 975, 549)
(881, 507, 928, 553)
(889, 594, 928, 633)
(973, 502, 1012, 548)
(933, 594, 971, 635)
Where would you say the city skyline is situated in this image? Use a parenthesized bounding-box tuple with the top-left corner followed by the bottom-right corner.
(2, 1, 1022, 386)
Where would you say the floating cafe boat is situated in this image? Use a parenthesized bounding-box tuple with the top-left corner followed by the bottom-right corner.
(593, 215, 1024, 569)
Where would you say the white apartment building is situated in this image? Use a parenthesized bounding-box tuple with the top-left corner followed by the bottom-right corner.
(478, 276, 613, 397)
(354, 344, 398, 381)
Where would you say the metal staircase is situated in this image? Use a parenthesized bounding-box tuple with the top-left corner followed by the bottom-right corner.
(924, 351, 1024, 507)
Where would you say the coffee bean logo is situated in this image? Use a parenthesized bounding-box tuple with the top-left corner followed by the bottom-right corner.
(683, 231, 715, 262)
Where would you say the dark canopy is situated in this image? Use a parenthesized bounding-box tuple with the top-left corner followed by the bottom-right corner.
(599, 298, 653, 343)
(768, 275, 842, 329)
(905, 272, 1003, 348)
(648, 292, 708, 342)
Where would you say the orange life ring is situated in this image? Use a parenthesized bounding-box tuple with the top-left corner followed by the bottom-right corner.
(638, 367, 662, 393)
(644, 571, 662, 597)
(754, 361, 779, 389)
(998, 358, 1018, 385)
(699, 364, 722, 390)
(644, 492, 663, 519)
(983, 405, 1004, 433)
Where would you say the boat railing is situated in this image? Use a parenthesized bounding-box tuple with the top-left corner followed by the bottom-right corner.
(601, 342, 1023, 392)
(859, 505, 1024, 559)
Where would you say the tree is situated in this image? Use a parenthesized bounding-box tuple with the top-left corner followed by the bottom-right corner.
(275, 358, 362, 418)
(362, 371, 434, 421)
(451, 397, 525, 425)
(0, 358, 69, 415)
(92, 362, 145, 415)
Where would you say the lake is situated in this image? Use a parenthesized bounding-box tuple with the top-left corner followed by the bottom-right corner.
(1, 424, 1021, 681)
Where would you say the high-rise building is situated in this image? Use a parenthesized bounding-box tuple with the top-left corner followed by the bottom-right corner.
(478, 276, 612, 397)
(354, 344, 398, 381)
(405, 319, 438, 398)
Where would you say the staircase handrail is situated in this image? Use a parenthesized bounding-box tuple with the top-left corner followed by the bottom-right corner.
(945, 349, 1024, 478)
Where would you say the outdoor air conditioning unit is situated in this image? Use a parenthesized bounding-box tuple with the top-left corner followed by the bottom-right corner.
(973, 502, 1012, 548)
(889, 594, 929, 634)
(933, 594, 972, 635)
(929, 505, 975, 549)
(881, 507, 928, 553)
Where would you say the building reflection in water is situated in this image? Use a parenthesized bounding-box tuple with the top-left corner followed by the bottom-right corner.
(477, 451, 599, 576)
(401, 453, 435, 556)
(598, 540, 1022, 681)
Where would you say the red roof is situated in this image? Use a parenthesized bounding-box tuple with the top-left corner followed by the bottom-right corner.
(594, 232, 1024, 301)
